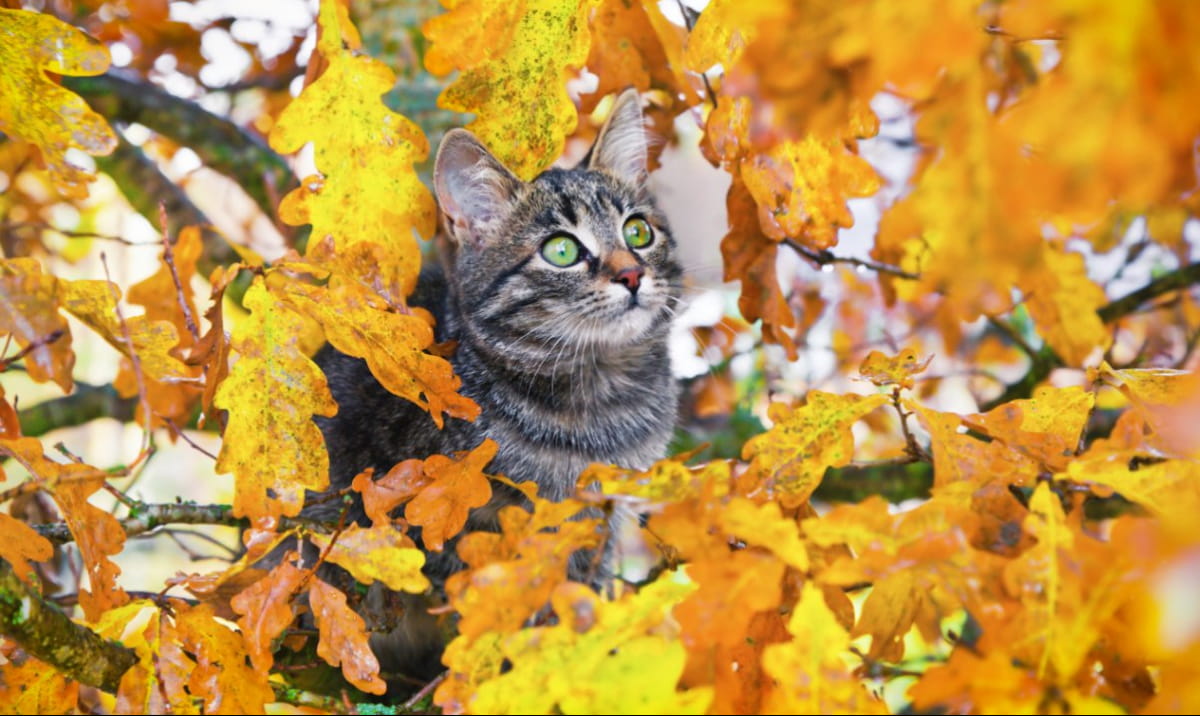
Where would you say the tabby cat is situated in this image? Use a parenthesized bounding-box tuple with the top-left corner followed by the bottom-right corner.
(309, 89, 682, 684)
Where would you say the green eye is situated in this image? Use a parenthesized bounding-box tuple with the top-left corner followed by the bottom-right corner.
(540, 234, 582, 267)
(623, 217, 653, 249)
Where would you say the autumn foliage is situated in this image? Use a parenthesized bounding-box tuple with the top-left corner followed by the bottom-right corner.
(2, 0, 1200, 714)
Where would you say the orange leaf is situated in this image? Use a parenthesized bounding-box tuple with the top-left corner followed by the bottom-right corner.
(966, 385, 1095, 472)
(0, 436, 128, 620)
(230, 559, 305, 677)
(0, 513, 52, 586)
(720, 176, 797, 359)
(175, 602, 274, 714)
(310, 577, 386, 695)
(0, 258, 75, 392)
(406, 439, 497, 552)
(0, 8, 116, 198)
(742, 391, 888, 507)
(353, 463, 427, 527)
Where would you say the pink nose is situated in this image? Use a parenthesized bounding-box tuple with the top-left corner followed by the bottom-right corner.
(613, 266, 644, 293)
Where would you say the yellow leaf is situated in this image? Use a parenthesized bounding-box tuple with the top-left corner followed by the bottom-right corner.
(762, 583, 885, 714)
(741, 136, 881, 250)
(0, 655, 78, 715)
(309, 524, 431, 594)
(1064, 450, 1200, 531)
(0, 258, 75, 392)
(717, 497, 809, 571)
(967, 385, 1095, 472)
(858, 347, 933, 390)
(1021, 243, 1112, 367)
(742, 392, 888, 507)
(60, 279, 190, 384)
(1096, 363, 1200, 459)
(0, 8, 115, 198)
(270, 0, 436, 282)
(424, 0, 600, 179)
(467, 577, 709, 715)
(213, 279, 337, 520)
(269, 264, 478, 428)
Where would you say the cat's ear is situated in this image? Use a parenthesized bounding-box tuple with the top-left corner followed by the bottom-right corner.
(434, 129, 522, 242)
(587, 88, 649, 185)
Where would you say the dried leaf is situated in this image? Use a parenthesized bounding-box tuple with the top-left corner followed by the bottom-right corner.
(230, 559, 305, 676)
(175, 602, 274, 715)
(0, 513, 52, 586)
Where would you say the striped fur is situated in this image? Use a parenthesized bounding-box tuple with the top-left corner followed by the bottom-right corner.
(309, 91, 681, 683)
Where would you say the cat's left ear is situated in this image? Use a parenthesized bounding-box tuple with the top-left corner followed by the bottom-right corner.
(587, 88, 649, 186)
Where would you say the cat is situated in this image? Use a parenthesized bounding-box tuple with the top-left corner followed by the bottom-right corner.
(307, 88, 683, 685)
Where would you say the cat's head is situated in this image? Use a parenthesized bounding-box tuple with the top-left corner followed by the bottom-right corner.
(433, 90, 682, 361)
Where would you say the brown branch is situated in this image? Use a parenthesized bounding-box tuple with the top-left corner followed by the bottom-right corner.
(0, 558, 139, 693)
(31, 501, 339, 545)
(784, 238, 920, 280)
(0, 330, 65, 371)
(158, 204, 201, 343)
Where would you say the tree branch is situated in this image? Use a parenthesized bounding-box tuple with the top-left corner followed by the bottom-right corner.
(32, 501, 341, 545)
(784, 238, 920, 280)
(983, 260, 1200, 411)
(15, 382, 138, 438)
(63, 72, 296, 223)
(0, 558, 138, 693)
(815, 460, 932, 503)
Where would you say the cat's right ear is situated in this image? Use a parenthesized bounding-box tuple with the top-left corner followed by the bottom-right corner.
(434, 129, 522, 243)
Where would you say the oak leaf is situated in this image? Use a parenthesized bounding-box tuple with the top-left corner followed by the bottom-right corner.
(213, 279, 337, 520)
(0, 513, 53, 586)
(310, 577, 386, 695)
(742, 391, 888, 506)
(1021, 243, 1112, 367)
(762, 583, 886, 714)
(0, 8, 116, 198)
(270, 0, 436, 282)
(175, 602, 274, 715)
(859, 347, 933, 390)
(0, 258, 75, 392)
(405, 439, 497, 552)
(424, 0, 600, 179)
(309, 524, 431, 594)
(230, 558, 306, 676)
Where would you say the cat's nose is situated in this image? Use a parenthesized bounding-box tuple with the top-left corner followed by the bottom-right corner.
(613, 266, 644, 293)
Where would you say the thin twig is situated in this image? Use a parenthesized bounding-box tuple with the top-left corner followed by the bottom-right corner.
(404, 671, 448, 709)
(673, 0, 719, 110)
(163, 418, 219, 460)
(0, 330, 65, 371)
(784, 238, 920, 280)
(100, 252, 154, 468)
(158, 203, 201, 343)
(1, 220, 153, 246)
(986, 315, 1038, 360)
